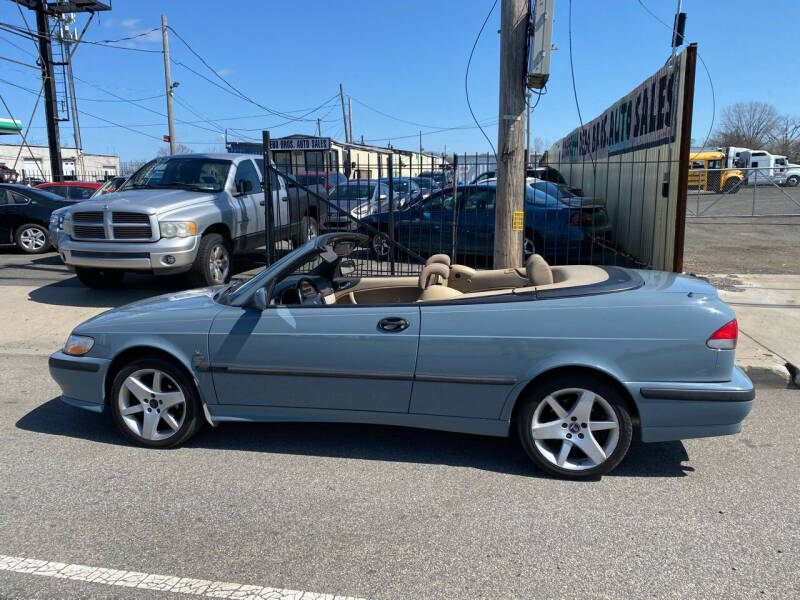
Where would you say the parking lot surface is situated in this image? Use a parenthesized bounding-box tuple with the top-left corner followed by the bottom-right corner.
(1, 246, 798, 599)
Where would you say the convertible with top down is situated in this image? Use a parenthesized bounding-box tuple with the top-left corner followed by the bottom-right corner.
(49, 232, 754, 478)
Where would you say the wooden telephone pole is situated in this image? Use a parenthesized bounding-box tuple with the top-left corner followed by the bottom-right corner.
(494, 0, 528, 268)
(161, 15, 176, 155)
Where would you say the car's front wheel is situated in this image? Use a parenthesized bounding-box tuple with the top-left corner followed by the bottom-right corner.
(110, 358, 203, 448)
(189, 233, 231, 287)
(516, 373, 633, 478)
(15, 223, 50, 254)
(785, 175, 799, 188)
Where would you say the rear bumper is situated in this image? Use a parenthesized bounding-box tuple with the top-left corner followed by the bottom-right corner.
(49, 351, 109, 412)
(627, 366, 755, 442)
(59, 235, 199, 273)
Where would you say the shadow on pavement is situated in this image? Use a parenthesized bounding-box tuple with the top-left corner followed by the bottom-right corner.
(18, 397, 692, 479)
(25, 251, 268, 308)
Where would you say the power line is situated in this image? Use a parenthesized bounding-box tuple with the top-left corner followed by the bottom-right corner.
(634, 0, 716, 150)
(567, 0, 595, 174)
(465, 0, 498, 160)
(0, 20, 162, 53)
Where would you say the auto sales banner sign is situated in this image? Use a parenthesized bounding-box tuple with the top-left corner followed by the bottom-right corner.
(559, 56, 680, 162)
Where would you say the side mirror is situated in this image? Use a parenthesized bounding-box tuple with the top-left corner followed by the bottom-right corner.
(236, 180, 253, 195)
(252, 287, 269, 310)
(379, 194, 387, 200)
(339, 258, 356, 277)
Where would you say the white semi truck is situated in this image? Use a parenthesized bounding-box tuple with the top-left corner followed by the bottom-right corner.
(718, 147, 800, 187)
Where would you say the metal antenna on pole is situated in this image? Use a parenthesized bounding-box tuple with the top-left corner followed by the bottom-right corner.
(161, 14, 176, 155)
(339, 84, 349, 143)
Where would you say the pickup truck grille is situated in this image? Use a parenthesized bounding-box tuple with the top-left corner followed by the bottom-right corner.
(73, 211, 103, 223)
(73, 225, 106, 239)
(71, 210, 155, 241)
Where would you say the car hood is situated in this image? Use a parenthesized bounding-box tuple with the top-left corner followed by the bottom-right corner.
(75, 286, 225, 331)
(65, 188, 220, 215)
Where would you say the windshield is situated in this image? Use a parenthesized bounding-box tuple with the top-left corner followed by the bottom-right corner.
(122, 158, 231, 192)
(224, 240, 321, 304)
(330, 182, 375, 203)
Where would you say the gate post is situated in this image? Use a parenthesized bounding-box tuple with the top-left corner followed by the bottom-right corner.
(387, 155, 395, 275)
(262, 130, 276, 265)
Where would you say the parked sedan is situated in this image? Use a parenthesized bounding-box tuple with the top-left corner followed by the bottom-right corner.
(49, 232, 754, 478)
(325, 179, 391, 230)
(1, 184, 72, 253)
(360, 182, 612, 263)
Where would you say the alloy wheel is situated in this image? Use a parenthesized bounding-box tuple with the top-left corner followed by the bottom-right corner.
(117, 369, 187, 441)
(307, 220, 318, 240)
(530, 387, 620, 471)
(372, 233, 390, 257)
(20, 226, 46, 251)
(523, 236, 535, 257)
(209, 244, 230, 283)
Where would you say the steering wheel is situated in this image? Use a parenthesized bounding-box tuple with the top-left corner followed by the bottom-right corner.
(296, 277, 324, 305)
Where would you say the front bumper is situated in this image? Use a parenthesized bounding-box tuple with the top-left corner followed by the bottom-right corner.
(59, 235, 199, 273)
(49, 351, 111, 413)
(628, 366, 755, 442)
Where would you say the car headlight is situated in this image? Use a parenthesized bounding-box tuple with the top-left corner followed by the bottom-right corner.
(159, 221, 197, 238)
(63, 334, 94, 356)
(62, 213, 73, 236)
(351, 203, 375, 218)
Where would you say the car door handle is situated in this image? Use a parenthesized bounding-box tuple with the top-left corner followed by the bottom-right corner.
(259, 199, 266, 205)
(378, 317, 410, 332)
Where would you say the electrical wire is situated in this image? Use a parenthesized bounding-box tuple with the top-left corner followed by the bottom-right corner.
(0, 21, 162, 53)
(465, 0, 498, 161)
(634, 0, 716, 150)
(568, 0, 596, 175)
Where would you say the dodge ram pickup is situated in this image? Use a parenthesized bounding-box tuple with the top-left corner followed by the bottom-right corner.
(57, 153, 326, 288)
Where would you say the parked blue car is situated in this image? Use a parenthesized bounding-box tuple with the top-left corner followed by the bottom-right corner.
(359, 182, 612, 263)
(49, 232, 753, 478)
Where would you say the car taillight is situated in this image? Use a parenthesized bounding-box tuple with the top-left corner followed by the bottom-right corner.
(570, 211, 593, 226)
(707, 319, 738, 350)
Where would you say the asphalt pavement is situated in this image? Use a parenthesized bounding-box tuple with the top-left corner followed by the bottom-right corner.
(0, 244, 799, 599)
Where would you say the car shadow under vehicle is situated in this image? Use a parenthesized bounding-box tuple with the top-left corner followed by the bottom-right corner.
(24, 251, 269, 308)
(17, 398, 693, 479)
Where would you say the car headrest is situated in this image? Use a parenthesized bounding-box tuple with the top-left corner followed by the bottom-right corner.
(526, 254, 554, 285)
(425, 253, 451, 267)
(418, 262, 450, 289)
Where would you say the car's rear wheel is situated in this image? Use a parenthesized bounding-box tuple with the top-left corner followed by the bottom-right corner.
(110, 358, 202, 448)
(75, 267, 125, 288)
(15, 223, 50, 254)
(516, 373, 633, 478)
(189, 233, 230, 287)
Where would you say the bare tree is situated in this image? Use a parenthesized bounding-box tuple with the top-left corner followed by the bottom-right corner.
(768, 115, 800, 161)
(156, 143, 194, 157)
(711, 101, 780, 149)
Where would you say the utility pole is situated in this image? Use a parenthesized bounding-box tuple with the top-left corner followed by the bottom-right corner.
(495, 0, 528, 268)
(316, 118, 321, 136)
(339, 84, 349, 143)
(347, 97, 353, 145)
(161, 14, 176, 154)
(525, 91, 531, 168)
(35, 1, 63, 182)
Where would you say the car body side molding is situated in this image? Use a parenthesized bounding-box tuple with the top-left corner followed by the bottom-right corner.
(640, 387, 755, 402)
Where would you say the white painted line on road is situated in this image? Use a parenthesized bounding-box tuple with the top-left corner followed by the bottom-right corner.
(0, 554, 367, 600)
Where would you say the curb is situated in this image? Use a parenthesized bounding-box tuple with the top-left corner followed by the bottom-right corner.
(738, 362, 792, 388)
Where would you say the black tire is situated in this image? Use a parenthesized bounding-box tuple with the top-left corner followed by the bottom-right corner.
(785, 175, 800, 188)
(722, 177, 742, 194)
(189, 233, 231, 287)
(75, 267, 125, 288)
(109, 357, 203, 448)
(370, 231, 391, 261)
(516, 373, 633, 479)
(296, 215, 319, 246)
(15, 223, 50, 254)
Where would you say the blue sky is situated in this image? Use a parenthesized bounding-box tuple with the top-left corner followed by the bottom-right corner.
(1, 0, 799, 161)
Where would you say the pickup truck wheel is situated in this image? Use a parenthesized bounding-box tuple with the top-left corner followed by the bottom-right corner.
(190, 233, 231, 287)
(516, 373, 633, 479)
(15, 223, 50, 254)
(786, 175, 799, 188)
(296, 215, 319, 246)
(75, 267, 125, 288)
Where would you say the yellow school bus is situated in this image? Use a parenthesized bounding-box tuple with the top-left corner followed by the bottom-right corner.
(688, 151, 744, 193)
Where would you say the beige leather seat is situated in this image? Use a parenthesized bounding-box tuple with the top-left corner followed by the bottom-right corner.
(417, 262, 463, 302)
(525, 253, 554, 285)
(426, 254, 452, 267)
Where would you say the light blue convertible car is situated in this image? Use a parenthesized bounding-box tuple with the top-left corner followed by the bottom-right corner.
(49, 232, 754, 478)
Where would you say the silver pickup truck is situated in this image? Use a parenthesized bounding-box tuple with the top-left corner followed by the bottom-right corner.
(56, 153, 326, 288)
